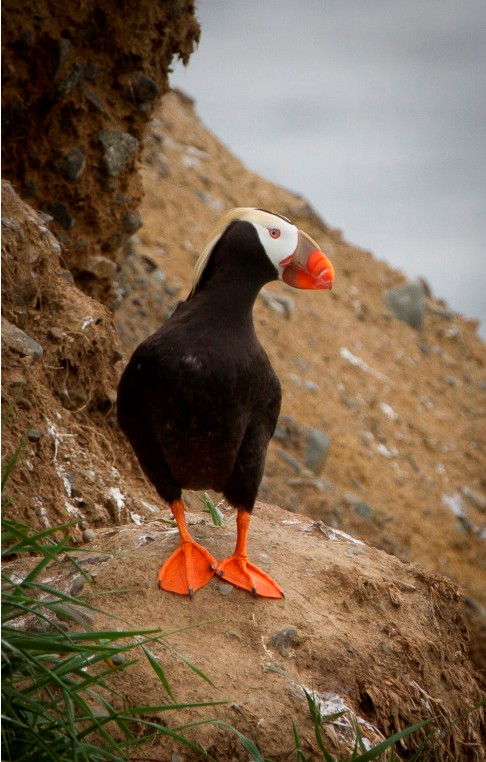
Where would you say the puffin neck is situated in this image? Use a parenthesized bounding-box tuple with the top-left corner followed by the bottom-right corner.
(190, 263, 269, 326)
(187, 219, 280, 325)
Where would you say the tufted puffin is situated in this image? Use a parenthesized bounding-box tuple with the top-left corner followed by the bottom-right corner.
(117, 208, 334, 599)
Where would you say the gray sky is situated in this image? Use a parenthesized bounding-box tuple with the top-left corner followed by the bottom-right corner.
(171, 0, 486, 338)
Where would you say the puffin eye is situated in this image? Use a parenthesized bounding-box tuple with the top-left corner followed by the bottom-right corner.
(269, 228, 281, 239)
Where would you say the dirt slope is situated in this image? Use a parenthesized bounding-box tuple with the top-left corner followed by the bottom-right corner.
(8, 502, 485, 761)
(2, 88, 486, 760)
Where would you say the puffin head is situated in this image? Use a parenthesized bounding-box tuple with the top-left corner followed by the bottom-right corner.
(190, 208, 335, 296)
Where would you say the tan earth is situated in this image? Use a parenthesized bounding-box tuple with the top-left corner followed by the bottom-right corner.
(7, 501, 480, 761)
(2, 11, 486, 757)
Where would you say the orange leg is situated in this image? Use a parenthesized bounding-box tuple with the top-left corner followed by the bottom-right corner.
(158, 499, 216, 598)
(215, 510, 284, 599)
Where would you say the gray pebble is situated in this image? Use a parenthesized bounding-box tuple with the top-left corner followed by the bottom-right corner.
(164, 281, 182, 296)
(50, 199, 75, 230)
(27, 247, 41, 265)
(272, 626, 299, 657)
(48, 326, 64, 342)
(139, 534, 157, 546)
(83, 87, 111, 117)
(83, 255, 117, 280)
(122, 211, 143, 234)
(354, 502, 374, 519)
(273, 415, 295, 442)
(70, 576, 85, 596)
(97, 130, 139, 177)
(1, 214, 24, 237)
(82, 529, 96, 543)
(259, 289, 295, 319)
(130, 72, 159, 103)
(54, 62, 82, 99)
(304, 427, 331, 475)
(384, 279, 425, 331)
(27, 428, 42, 442)
(275, 448, 303, 473)
(110, 652, 126, 666)
(2, 317, 43, 360)
(56, 147, 85, 182)
(218, 583, 234, 596)
(151, 269, 166, 285)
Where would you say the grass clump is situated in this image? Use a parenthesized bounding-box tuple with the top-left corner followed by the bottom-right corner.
(1, 518, 223, 762)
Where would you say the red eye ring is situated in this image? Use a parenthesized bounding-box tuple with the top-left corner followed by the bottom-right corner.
(269, 228, 281, 239)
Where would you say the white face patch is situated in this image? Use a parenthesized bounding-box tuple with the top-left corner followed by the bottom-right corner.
(243, 211, 299, 278)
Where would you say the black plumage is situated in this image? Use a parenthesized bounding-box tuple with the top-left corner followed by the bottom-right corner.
(118, 220, 281, 511)
(117, 208, 334, 598)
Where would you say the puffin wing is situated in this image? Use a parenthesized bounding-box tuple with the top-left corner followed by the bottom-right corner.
(223, 354, 282, 510)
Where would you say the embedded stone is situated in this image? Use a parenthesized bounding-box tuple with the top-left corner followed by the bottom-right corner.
(56, 147, 85, 182)
(70, 576, 85, 596)
(130, 72, 159, 103)
(48, 326, 64, 342)
(50, 200, 75, 230)
(272, 626, 300, 657)
(82, 529, 96, 543)
(97, 130, 139, 177)
(2, 317, 43, 360)
(122, 211, 143, 234)
(84, 255, 117, 279)
(384, 279, 425, 331)
(304, 427, 331, 475)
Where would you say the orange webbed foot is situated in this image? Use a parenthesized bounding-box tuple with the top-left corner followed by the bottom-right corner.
(215, 555, 284, 599)
(158, 539, 217, 598)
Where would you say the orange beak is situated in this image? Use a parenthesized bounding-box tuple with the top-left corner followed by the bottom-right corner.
(281, 230, 334, 290)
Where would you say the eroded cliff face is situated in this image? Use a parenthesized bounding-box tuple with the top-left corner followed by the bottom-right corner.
(1, 0, 199, 299)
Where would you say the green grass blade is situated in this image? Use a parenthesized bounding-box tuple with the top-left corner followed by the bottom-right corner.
(1, 436, 27, 491)
(292, 720, 310, 762)
(127, 700, 227, 714)
(141, 644, 176, 701)
(170, 648, 216, 687)
(302, 689, 336, 762)
(211, 720, 270, 761)
(347, 718, 432, 761)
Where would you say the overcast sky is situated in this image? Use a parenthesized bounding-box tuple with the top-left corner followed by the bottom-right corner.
(171, 0, 486, 338)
